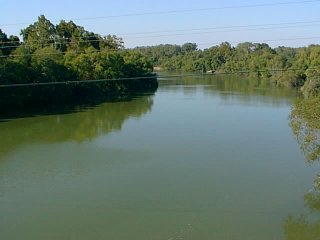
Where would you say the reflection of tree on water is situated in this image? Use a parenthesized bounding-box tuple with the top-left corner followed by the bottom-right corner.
(290, 97, 320, 162)
(160, 74, 299, 106)
(284, 215, 320, 240)
(285, 97, 320, 239)
(0, 95, 154, 158)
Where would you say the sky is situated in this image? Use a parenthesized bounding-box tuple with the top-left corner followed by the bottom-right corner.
(1, 0, 320, 49)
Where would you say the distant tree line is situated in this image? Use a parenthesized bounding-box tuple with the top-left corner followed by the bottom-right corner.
(135, 42, 320, 97)
(1, 14, 320, 107)
(0, 15, 157, 109)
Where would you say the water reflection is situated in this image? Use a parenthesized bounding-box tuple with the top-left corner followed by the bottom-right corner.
(285, 97, 320, 239)
(0, 94, 154, 158)
(0, 76, 313, 239)
(290, 97, 320, 162)
(159, 74, 300, 106)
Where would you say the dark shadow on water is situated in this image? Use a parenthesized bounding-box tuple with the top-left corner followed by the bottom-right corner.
(0, 92, 155, 122)
(0, 91, 156, 159)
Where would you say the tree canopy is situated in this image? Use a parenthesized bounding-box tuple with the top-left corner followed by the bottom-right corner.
(1, 14, 320, 106)
(134, 42, 320, 97)
(0, 15, 156, 109)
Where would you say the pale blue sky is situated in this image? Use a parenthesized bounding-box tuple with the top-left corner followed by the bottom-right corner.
(1, 0, 320, 48)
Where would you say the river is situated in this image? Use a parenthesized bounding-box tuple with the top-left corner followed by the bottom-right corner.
(0, 74, 318, 240)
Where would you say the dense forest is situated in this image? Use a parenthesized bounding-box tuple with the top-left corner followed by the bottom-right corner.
(0, 15, 157, 109)
(1, 15, 320, 109)
(135, 42, 320, 97)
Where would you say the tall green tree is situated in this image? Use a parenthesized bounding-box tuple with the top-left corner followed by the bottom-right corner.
(21, 15, 56, 51)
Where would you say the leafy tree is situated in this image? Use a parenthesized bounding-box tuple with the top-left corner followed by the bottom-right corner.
(0, 29, 20, 56)
(123, 50, 153, 77)
(31, 47, 76, 82)
(100, 35, 124, 51)
(21, 15, 56, 51)
(181, 43, 197, 54)
(11, 45, 32, 66)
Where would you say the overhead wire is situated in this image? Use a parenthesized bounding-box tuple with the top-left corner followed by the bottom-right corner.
(0, 35, 319, 59)
(0, 48, 123, 58)
(0, 68, 318, 88)
(197, 36, 320, 47)
(0, 1, 318, 87)
(115, 20, 320, 36)
(0, 75, 157, 88)
(124, 23, 320, 40)
(1, 0, 320, 27)
(1, 20, 320, 49)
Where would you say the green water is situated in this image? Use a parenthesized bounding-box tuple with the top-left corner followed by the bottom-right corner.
(0, 75, 318, 240)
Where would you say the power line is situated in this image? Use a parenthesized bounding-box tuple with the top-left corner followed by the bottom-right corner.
(116, 20, 320, 36)
(0, 35, 319, 59)
(2, 20, 320, 46)
(72, 0, 320, 20)
(0, 48, 121, 58)
(0, 75, 156, 88)
(1, 20, 320, 50)
(1, 0, 319, 27)
(2, 19, 320, 46)
(0, 68, 318, 88)
(124, 23, 320, 40)
(197, 36, 320, 47)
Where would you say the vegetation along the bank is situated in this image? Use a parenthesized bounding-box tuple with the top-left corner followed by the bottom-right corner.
(135, 42, 320, 97)
(0, 15, 157, 110)
(1, 15, 320, 110)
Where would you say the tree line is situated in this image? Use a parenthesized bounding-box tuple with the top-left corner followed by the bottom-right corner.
(1, 15, 320, 106)
(134, 42, 320, 97)
(0, 15, 155, 84)
(0, 15, 157, 109)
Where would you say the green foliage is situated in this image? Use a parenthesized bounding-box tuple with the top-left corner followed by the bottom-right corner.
(11, 45, 32, 66)
(2, 13, 320, 108)
(0, 15, 152, 84)
(0, 29, 20, 56)
(0, 16, 156, 109)
(21, 15, 56, 52)
(181, 43, 197, 54)
(134, 41, 320, 96)
(31, 47, 76, 83)
(19, 16, 125, 54)
(123, 50, 153, 77)
(0, 61, 37, 84)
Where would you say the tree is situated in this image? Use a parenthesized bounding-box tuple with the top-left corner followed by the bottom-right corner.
(0, 29, 9, 55)
(21, 15, 56, 51)
(0, 29, 20, 56)
(181, 43, 197, 54)
(31, 47, 75, 82)
(123, 50, 153, 77)
(100, 35, 124, 51)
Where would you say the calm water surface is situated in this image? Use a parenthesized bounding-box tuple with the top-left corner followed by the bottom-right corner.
(0, 75, 318, 240)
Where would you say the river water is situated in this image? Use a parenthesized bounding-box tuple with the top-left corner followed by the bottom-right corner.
(0, 75, 318, 240)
